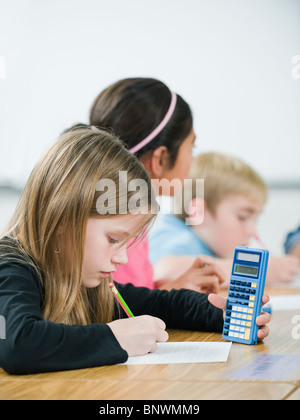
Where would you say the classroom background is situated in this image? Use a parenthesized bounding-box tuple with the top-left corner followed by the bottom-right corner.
(0, 0, 299, 256)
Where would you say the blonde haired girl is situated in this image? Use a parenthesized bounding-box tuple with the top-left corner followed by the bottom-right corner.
(1, 125, 157, 325)
(1, 126, 261, 375)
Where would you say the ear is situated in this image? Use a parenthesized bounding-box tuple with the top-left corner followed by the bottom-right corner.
(141, 146, 169, 179)
(185, 197, 206, 226)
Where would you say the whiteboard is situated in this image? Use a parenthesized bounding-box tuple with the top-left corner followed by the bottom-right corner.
(0, 0, 299, 187)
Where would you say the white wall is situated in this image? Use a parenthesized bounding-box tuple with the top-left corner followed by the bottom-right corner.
(0, 0, 300, 187)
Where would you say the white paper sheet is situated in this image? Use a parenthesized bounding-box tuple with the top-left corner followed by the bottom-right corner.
(121, 341, 232, 365)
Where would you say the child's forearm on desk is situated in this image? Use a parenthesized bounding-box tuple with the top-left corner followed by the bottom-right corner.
(153, 256, 197, 283)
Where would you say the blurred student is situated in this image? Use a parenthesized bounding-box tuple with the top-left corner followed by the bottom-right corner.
(89, 77, 225, 293)
(149, 152, 300, 286)
(285, 225, 300, 263)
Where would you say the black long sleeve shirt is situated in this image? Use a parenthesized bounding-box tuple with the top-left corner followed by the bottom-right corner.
(0, 249, 223, 375)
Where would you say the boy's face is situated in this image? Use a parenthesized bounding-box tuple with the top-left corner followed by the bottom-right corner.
(202, 195, 264, 258)
(82, 214, 148, 288)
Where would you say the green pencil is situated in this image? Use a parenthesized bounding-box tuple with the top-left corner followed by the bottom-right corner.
(109, 282, 134, 318)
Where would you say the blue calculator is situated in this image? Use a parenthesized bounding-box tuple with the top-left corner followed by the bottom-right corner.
(222, 246, 269, 345)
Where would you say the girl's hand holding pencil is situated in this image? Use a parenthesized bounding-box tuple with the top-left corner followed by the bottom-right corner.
(107, 315, 169, 356)
(108, 282, 168, 356)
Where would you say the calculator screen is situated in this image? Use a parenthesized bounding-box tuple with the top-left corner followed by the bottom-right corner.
(234, 264, 258, 277)
(237, 252, 260, 263)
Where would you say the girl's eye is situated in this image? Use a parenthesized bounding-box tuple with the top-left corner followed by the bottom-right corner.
(108, 236, 119, 245)
(237, 215, 248, 222)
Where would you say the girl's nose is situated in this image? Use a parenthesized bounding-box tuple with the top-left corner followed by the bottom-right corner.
(111, 245, 128, 266)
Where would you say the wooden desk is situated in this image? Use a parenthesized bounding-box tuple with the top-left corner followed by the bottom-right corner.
(0, 292, 299, 400)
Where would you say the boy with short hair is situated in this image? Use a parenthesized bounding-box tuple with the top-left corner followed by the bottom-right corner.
(285, 226, 300, 263)
(149, 152, 300, 286)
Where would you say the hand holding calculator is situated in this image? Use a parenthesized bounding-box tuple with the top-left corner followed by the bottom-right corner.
(222, 246, 269, 345)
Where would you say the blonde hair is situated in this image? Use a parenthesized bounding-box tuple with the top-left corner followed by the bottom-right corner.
(175, 152, 268, 221)
(0, 126, 158, 325)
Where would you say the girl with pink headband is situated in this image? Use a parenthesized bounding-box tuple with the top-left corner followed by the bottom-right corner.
(90, 78, 225, 293)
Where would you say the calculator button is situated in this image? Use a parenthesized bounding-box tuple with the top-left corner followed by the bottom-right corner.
(247, 315, 252, 321)
(249, 302, 254, 308)
(245, 329, 251, 340)
(251, 283, 257, 288)
(248, 309, 253, 314)
(250, 296, 255, 301)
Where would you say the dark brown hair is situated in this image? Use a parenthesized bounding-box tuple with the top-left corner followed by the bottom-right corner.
(89, 78, 193, 167)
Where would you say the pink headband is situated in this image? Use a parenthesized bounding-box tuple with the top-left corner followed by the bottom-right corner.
(129, 91, 177, 155)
